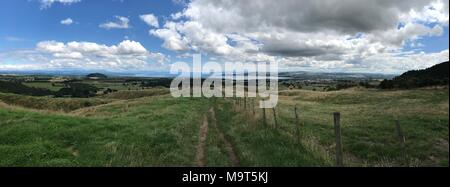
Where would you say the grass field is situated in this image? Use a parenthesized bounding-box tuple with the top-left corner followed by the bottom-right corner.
(23, 82, 64, 92)
(0, 87, 448, 167)
(245, 88, 449, 166)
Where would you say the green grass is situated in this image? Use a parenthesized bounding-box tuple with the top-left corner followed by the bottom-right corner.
(99, 89, 169, 100)
(0, 87, 448, 167)
(81, 80, 143, 91)
(204, 108, 232, 167)
(272, 88, 449, 166)
(0, 96, 210, 166)
(213, 99, 333, 166)
(23, 82, 63, 92)
(0, 93, 112, 112)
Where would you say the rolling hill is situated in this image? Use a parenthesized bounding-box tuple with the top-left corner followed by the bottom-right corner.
(380, 61, 449, 89)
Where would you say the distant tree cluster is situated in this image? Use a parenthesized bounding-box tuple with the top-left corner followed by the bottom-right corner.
(55, 83, 99, 98)
(379, 61, 449, 89)
(103, 88, 118, 94)
(0, 81, 54, 96)
(140, 78, 172, 88)
(358, 81, 375, 88)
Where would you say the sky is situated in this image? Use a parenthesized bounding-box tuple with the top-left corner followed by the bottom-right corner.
(0, 0, 449, 74)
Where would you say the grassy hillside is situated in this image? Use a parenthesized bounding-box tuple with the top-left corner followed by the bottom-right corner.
(0, 87, 448, 166)
(271, 88, 448, 166)
(99, 89, 169, 100)
(0, 93, 112, 112)
(380, 61, 449, 89)
(0, 96, 211, 166)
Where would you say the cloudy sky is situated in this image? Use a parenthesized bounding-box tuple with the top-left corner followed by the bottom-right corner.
(0, 0, 448, 74)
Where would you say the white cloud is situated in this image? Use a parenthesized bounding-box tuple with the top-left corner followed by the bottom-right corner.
(147, 0, 449, 73)
(140, 14, 159, 28)
(280, 49, 449, 74)
(99, 16, 130, 30)
(369, 23, 443, 47)
(171, 12, 183, 20)
(39, 0, 81, 9)
(150, 22, 190, 51)
(0, 40, 168, 71)
(60, 18, 74, 25)
(8, 0, 449, 73)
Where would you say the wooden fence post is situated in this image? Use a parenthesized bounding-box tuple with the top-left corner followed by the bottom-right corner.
(395, 120, 406, 146)
(295, 106, 300, 142)
(272, 107, 278, 128)
(244, 97, 247, 110)
(333, 112, 344, 167)
(125, 103, 129, 112)
(252, 99, 256, 115)
(294, 106, 300, 123)
(263, 108, 267, 127)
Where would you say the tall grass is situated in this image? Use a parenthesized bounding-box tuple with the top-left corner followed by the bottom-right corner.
(0, 87, 447, 167)
(227, 88, 449, 166)
(100, 89, 169, 100)
(0, 93, 112, 112)
(0, 96, 211, 166)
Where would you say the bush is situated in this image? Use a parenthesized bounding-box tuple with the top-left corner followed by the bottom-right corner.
(55, 83, 99, 98)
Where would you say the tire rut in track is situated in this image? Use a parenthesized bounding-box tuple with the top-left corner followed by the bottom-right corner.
(195, 107, 240, 167)
(195, 114, 209, 167)
(209, 108, 240, 167)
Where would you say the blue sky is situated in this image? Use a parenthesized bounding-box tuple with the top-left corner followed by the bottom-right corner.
(0, 0, 449, 74)
(0, 0, 181, 55)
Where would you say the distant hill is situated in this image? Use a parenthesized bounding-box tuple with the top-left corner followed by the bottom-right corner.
(379, 61, 449, 89)
(86, 73, 107, 79)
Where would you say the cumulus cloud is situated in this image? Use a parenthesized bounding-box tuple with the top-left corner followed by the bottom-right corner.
(0, 40, 167, 71)
(182, 0, 448, 34)
(280, 49, 449, 73)
(140, 14, 159, 28)
(369, 23, 444, 47)
(99, 16, 130, 30)
(60, 18, 74, 25)
(146, 0, 449, 73)
(39, 0, 81, 9)
(149, 22, 190, 51)
(7, 0, 449, 73)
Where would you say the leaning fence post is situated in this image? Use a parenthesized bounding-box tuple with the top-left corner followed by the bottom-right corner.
(272, 107, 278, 128)
(294, 106, 300, 123)
(244, 97, 247, 110)
(295, 106, 300, 142)
(125, 103, 129, 112)
(263, 108, 267, 127)
(252, 99, 256, 115)
(395, 120, 406, 146)
(333, 112, 344, 167)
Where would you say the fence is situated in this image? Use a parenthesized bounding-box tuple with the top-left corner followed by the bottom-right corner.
(229, 97, 408, 167)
